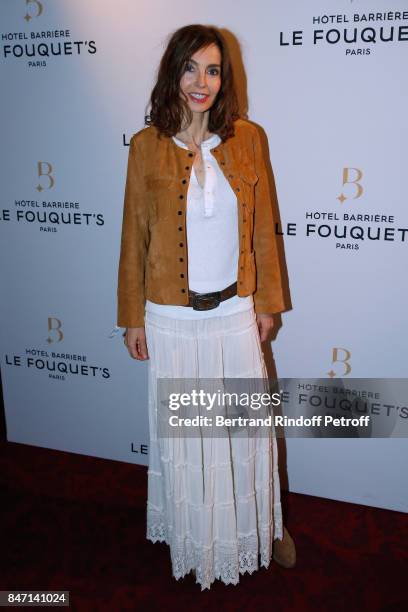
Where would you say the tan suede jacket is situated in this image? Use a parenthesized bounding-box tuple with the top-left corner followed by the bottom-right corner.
(117, 118, 285, 328)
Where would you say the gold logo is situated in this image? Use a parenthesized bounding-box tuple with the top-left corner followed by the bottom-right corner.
(337, 167, 363, 203)
(24, 0, 43, 22)
(36, 161, 54, 191)
(327, 347, 351, 377)
(47, 317, 63, 344)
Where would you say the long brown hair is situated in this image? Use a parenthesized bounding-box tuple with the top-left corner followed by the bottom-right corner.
(145, 24, 240, 142)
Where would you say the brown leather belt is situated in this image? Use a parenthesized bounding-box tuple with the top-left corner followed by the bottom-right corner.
(185, 281, 237, 311)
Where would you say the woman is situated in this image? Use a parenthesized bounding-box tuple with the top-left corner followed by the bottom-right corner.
(117, 24, 295, 590)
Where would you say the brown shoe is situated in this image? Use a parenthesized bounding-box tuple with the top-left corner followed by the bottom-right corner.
(272, 526, 296, 568)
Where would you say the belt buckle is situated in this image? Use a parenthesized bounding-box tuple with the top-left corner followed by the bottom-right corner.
(192, 291, 221, 311)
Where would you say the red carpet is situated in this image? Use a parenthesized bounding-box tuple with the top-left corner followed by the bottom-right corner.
(1, 437, 407, 611)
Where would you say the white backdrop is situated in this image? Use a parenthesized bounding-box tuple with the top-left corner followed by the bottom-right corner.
(1, 0, 407, 512)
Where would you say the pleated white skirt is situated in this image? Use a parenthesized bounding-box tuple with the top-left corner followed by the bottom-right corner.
(144, 305, 283, 591)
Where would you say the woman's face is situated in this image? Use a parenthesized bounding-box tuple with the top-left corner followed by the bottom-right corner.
(179, 43, 222, 114)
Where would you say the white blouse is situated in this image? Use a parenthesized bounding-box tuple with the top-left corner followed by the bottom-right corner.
(145, 133, 253, 319)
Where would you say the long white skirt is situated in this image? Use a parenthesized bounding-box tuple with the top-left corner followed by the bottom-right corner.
(144, 306, 283, 591)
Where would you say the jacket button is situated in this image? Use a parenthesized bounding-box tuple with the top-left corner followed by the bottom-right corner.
(179, 194, 184, 199)
(236, 187, 240, 192)
(188, 152, 193, 157)
(221, 161, 225, 165)
(178, 210, 182, 215)
(181, 288, 186, 293)
(229, 174, 234, 178)
(179, 242, 183, 247)
(178, 227, 182, 231)
(240, 266, 244, 270)
(179, 257, 183, 262)
(185, 166, 190, 170)
(182, 179, 187, 184)
(180, 273, 184, 278)
(239, 281, 243, 285)
(242, 235, 246, 239)
(240, 250, 244, 254)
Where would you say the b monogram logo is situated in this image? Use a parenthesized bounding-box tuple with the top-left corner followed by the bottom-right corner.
(327, 347, 351, 377)
(24, 0, 43, 22)
(47, 317, 63, 343)
(337, 167, 363, 203)
(36, 161, 54, 191)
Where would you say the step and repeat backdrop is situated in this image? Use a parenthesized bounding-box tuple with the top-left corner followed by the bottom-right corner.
(1, 0, 407, 512)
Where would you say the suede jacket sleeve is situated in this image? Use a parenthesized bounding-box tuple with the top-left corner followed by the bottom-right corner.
(252, 126, 286, 314)
(117, 135, 148, 328)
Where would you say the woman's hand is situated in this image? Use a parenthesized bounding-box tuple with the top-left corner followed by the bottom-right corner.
(255, 313, 275, 342)
(123, 327, 149, 360)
